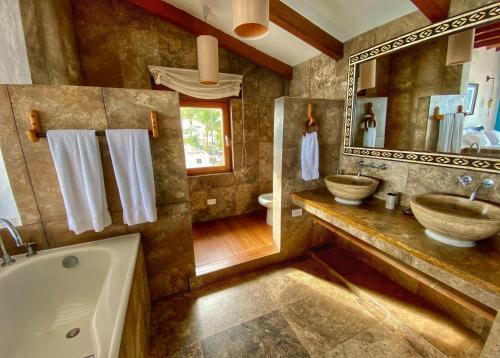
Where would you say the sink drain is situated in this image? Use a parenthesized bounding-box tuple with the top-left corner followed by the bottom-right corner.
(66, 328, 80, 339)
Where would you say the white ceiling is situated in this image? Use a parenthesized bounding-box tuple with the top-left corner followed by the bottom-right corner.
(163, 0, 417, 66)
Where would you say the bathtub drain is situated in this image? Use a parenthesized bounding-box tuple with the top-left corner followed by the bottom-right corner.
(66, 328, 80, 339)
(62, 256, 79, 268)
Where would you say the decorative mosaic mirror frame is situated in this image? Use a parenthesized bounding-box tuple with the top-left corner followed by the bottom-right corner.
(343, 3, 500, 173)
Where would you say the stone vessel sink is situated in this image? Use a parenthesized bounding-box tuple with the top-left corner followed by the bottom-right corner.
(410, 194, 500, 248)
(325, 175, 379, 205)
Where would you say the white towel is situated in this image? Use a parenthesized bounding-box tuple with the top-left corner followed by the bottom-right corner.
(301, 132, 319, 181)
(47, 130, 111, 235)
(437, 113, 464, 153)
(105, 129, 157, 225)
(363, 127, 377, 148)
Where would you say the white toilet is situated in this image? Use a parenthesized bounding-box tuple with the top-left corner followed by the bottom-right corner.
(258, 193, 273, 226)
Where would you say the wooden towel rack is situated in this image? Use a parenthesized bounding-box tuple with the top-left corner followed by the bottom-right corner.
(27, 110, 160, 143)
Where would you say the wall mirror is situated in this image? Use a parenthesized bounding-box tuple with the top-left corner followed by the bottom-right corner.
(344, 3, 500, 173)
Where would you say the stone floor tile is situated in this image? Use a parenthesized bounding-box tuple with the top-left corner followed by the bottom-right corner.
(281, 293, 379, 356)
(201, 311, 309, 358)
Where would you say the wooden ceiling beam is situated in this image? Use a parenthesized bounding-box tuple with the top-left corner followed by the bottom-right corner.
(475, 23, 500, 49)
(474, 38, 500, 48)
(127, 0, 293, 79)
(410, 0, 451, 23)
(269, 0, 343, 60)
(476, 22, 500, 35)
(475, 29, 500, 42)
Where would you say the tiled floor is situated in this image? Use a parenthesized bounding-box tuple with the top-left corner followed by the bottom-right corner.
(150, 246, 484, 358)
(192, 211, 278, 275)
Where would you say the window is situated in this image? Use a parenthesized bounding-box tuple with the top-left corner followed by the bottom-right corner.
(180, 100, 232, 175)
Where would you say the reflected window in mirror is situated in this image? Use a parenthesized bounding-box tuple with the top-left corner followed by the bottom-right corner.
(0, 149, 21, 226)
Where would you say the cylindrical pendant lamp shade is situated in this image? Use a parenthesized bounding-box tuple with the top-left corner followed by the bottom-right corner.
(358, 59, 376, 91)
(233, 0, 269, 39)
(197, 35, 219, 85)
(446, 29, 474, 66)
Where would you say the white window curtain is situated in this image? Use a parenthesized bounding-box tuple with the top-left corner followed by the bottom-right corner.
(149, 66, 243, 99)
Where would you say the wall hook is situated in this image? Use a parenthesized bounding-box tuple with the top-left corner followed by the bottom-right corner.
(434, 106, 444, 120)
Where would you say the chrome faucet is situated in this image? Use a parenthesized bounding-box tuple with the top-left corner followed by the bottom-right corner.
(0, 218, 36, 267)
(457, 175, 473, 187)
(470, 142, 481, 154)
(469, 178, 495, 201)
(357, 161, 388, 176)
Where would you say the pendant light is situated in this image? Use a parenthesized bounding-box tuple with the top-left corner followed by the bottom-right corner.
(196, 6, 219, 85)
(233, 0, 269, 39)
(358, 59, 377, 91)
(197, 35, 219, 85)
(446, 29, 474, 66)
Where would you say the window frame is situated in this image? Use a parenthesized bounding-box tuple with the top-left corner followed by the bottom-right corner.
(180, 99, 232, 176)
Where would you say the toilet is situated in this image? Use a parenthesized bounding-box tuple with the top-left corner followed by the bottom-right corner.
(258, 193, 273, 226)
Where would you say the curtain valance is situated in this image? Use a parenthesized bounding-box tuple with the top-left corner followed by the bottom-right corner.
(149, 66, 243, 99)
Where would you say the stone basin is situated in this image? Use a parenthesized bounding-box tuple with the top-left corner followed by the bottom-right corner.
(410, 194, 500, 248)
(324, 175, 379, 205)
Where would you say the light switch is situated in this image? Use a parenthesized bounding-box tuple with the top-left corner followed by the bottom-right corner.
(207, 199, 217, 206)
(292, 208, 303, 217)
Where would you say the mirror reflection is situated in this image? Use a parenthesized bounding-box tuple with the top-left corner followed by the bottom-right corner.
(0, 149, 21, 226)
(353, 21, 500, 159)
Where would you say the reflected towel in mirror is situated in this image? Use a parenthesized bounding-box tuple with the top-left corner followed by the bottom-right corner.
(437, 113, 464, 153)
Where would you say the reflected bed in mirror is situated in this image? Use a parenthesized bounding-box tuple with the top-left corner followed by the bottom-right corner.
(344, 3, 500, 173)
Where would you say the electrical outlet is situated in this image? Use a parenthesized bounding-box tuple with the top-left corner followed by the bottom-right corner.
(291, 208, 303, 217)
(207, 198, 217, 206)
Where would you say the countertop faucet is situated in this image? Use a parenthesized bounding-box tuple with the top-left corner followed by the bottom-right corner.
(0, 218, 23, 266)
(470, 142, 481, 154)
(357, 161, 388, 176)
(0, 218, 36, 267)
(469, 178, 495, 201)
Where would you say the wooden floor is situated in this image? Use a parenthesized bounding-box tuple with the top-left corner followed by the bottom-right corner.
(192, 211, 278, 276)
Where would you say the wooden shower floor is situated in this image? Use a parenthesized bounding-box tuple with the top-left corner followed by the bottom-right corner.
(192, 211, 278, 276)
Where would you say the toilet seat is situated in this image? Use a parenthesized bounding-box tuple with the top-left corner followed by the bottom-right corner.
(258, 193, 273, 208)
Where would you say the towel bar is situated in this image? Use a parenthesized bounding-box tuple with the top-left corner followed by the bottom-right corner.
(27, 110, 159, 142)
(433, 105, 467, 121)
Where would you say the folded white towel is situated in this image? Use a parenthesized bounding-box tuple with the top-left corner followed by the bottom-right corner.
(47, 130, 112, 234)
(106, 129, 157, 225)
(301, 132, 319, 181)
(363, 127, 377, 148)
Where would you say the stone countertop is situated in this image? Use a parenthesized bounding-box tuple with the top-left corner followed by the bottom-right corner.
(292, 189, 500, 310)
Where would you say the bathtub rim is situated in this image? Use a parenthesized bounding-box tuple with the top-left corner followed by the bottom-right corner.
(0, 233, 141, 358)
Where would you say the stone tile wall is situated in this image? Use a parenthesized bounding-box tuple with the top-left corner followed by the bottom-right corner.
(19, 0, 82, 85)
(289, 0, 500, 208)
(273, 97, 345, 257)
(0, 84, 194, 300)
(70, 0, 287, 222)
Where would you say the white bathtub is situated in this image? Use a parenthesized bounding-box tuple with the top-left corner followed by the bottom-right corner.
(0, 233, 140, 358)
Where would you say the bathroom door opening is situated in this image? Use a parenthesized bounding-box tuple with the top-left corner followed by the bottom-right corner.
(191, 211, 278, 276)
(180, 99, 279, 276)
